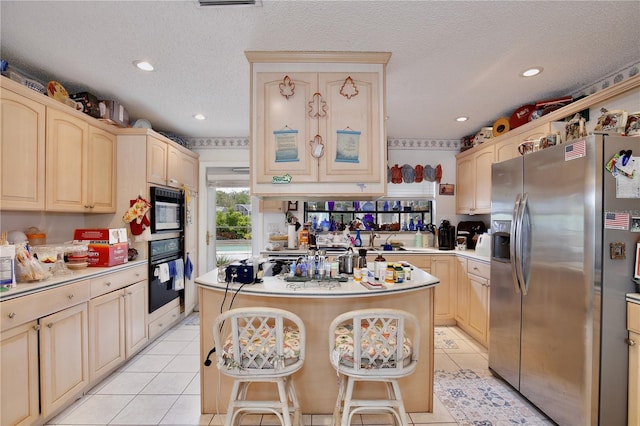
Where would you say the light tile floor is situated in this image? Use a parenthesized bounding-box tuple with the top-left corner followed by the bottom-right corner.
(46, 313, 550, 426)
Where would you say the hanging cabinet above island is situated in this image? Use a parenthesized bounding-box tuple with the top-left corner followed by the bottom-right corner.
(246, 51, 391, 198)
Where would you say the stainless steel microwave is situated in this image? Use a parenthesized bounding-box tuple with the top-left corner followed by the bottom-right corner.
(149, 186, 184, 233)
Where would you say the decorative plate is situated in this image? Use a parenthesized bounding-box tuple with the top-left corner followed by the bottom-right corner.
(47, 81, 68, 102)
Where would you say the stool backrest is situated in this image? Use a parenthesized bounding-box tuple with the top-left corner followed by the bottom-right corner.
(329, 308, 420, 377)
(213, 307, 306, 377)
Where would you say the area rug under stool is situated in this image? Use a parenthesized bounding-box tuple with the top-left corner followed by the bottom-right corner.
(434, 369, 549, 425)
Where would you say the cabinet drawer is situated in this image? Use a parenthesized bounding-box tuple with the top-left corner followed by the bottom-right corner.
(467, 259, 490, 279)
(90, 265, 147, 298)
(1, 280, 90, 331)
(629, 302, 640, 334)
(148, 303, 181, 340)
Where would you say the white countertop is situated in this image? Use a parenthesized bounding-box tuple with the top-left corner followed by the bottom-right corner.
(0, 260, 147, 301)
(195, 264, 439, 299)
(627, 293, 640, 304)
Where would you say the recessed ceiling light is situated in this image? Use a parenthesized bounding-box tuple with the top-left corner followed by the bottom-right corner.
(455, 116, 469, 122)
(193, 114, 206, 120)
(521, 67, 543, 77)
(133, 60, 154, 72)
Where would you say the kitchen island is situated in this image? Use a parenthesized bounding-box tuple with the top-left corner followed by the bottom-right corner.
(196, 265, 439, 415)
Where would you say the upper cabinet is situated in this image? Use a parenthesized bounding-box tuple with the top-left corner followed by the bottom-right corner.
(1, 77, 116, 213)
(456, 144, 494, 215)
(46, 108, 116, 213)
(0, 87, 46, 210)
(147, 135, 198, 190)
(247, 51, 391, 198)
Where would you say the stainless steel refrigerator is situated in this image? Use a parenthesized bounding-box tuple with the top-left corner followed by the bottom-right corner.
(489, 134, 638, 426)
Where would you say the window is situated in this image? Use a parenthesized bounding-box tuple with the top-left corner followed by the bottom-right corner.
(215, 187, 252, 265)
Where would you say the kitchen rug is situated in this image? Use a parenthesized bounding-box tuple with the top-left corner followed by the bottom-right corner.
(434, 369, 550, 425)
(435, 328, 459, 350)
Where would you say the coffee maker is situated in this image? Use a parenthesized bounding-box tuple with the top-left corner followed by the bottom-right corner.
(437, 219, 456, 250)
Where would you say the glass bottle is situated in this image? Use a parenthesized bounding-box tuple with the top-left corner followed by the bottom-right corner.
(354, 229, 362, 247)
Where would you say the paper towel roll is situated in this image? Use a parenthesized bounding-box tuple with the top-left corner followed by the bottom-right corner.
(287, 224, 298, 249)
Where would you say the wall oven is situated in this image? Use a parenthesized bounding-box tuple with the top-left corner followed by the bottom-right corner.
(148, 237, 183, 313)
(150, 186, 184, 234)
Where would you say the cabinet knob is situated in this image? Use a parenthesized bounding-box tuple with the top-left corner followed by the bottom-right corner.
(68, 294, 74, 300)
(89, 204, 95, 208)
(127, 291, 133, 295)
(47, 323, 53, 328)
(8, 312, 16, 319)
(84, 205, 90, 209)
(626, 338, 637, 346)
(33, 324, 40, 331)
(105, 281, 112, 286)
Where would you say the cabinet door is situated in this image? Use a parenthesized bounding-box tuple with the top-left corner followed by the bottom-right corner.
(124, 281, 148, 357)
(432, 256, 455, 323)
(630, 330, 639, 426)
(467, 273, 489, 345)
(319, 72, 381, 183)
(495, 136, 520, 163)
(0, 321, 40, 426)
(88, 290, 125, 383)
(455, 155, 474, 214)
(1, 89, 46, 210)
(87, 126, 116, 212)
(254, 72, 318, 184)
(147, 136, 168, 185)
(473, 146, 495, 213)
(46, 108, 88, 212)
(454, 257, 468, 324)
(180, 152, 198, 190)
(39, 302, 89, 418)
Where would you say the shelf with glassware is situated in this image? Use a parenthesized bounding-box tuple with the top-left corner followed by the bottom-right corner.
(303, 200, 433, 233)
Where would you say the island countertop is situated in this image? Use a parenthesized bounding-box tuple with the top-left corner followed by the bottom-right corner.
(195, 264, 440, 298)
(196, 263, 438, 415)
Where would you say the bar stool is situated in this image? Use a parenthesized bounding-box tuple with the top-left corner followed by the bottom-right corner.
(212, 307, 306, 426)
(328, 308, 420, 426)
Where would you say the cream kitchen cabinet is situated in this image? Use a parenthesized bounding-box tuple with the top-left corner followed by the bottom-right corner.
(39, 301, 89, 419)
(455, 258, 490, 346)
(430, 255, 456, 324)
(374, 253, 455, 325)
(0, 87, 46, 211)
(247, 51, 390, 197)
(147, 135, 198, 189)
(628, 301, 640, 426)
(0, 320, 39, 426)
(45, 108, 116, 213)
(456, 144, 494, 215)
(88, 269, 148, 384)
(495, 122, 553, 163)
(454, 257, 469, 325)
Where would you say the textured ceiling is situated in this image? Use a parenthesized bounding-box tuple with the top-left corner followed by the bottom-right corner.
(1, 1, 639, 140)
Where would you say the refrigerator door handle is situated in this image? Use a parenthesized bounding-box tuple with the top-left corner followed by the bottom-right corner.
(510, 193, 522, 294)
(515, 192, 528, 295)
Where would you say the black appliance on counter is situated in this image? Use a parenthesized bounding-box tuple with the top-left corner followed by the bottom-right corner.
(148, 237, 183, 313)
(457, 221, 487, 250)
(437, 220, 456, 250)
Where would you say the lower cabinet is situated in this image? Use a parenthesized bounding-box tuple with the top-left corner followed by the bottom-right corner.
(89, 278, 148, 385)
(455, 258, 490, 346)
(629, 302, 640, 426)
(430, 256, 456, 324)
(0, 320, 39, 426)
(39, 302, 89, 419)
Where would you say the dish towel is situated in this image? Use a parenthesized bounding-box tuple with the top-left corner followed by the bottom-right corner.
(157, 263, 170, 283)
(172, 258, 185, 290)
(185, 254, 193, 280)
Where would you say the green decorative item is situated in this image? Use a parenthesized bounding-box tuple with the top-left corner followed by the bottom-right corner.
(272, 174, 293, 184)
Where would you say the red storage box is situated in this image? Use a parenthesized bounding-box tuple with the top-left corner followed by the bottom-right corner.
(73, 228, 128, 267)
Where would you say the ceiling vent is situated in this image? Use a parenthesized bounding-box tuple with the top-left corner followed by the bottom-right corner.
(198, 0, 258, 6)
